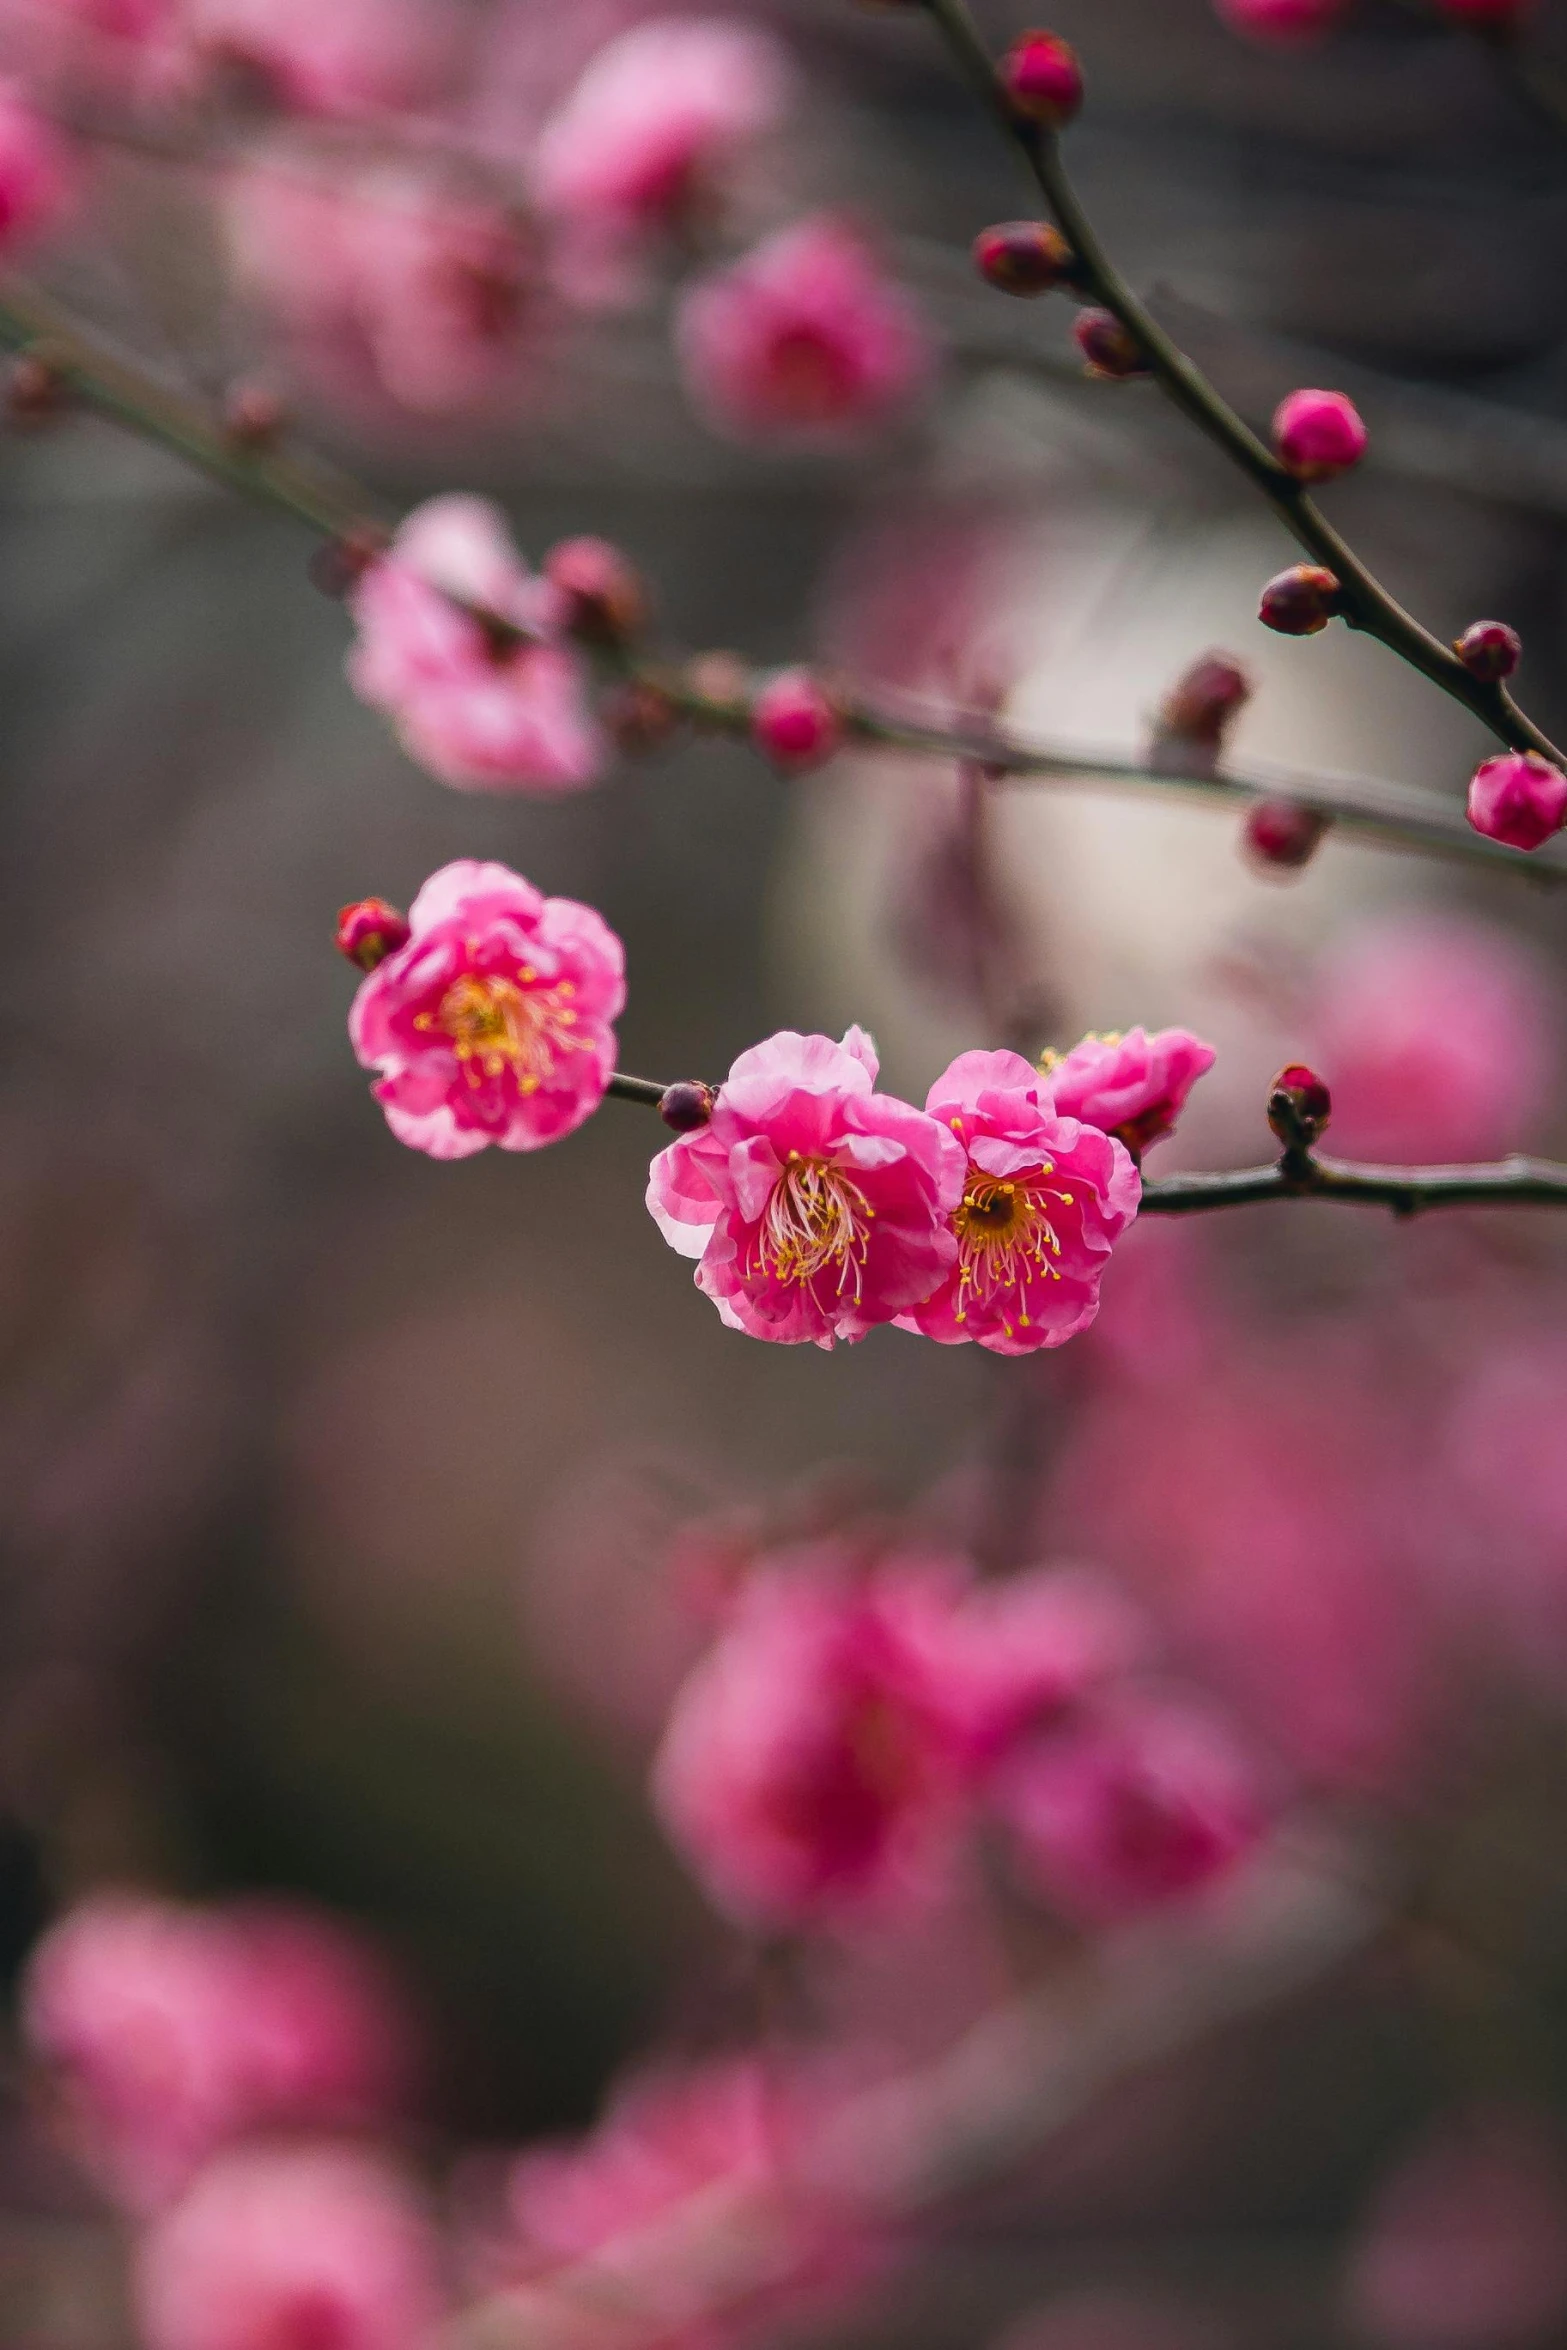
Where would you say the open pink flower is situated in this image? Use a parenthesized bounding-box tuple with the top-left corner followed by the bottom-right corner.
(349, 860, 624, 1159)
(647, 1027, 964, 1347)
(898, 1051, 1139, 1355)
(135, 2144, 444, 2350)
(534, 19, 791, 235)
(1037, 1028, 1215, 1157)
(346, 498, 603, 793)
(651, 1545, 975, 1926)
(22, 1892, 413, 2212)
(676, 216, 933, 444)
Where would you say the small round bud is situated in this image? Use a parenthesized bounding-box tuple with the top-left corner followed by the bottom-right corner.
(659, 1081, 715, 1132)
(222, 381, 287, 450)
(309, 523, 391, 599)
(544, 535, 647, 646)
(1267, 1062, 1332, 1150)
(336, 897, 410, 972)
(1001, 31, 1084, 126)
(1258, 564, 1341, 636)
(1243, 797, 1329, 874)
(604, 677, 680, 755)
(1272, 388, 1367, 483)
(5, 347, 68, 428)
(1159, 652, 1252, 747)
(1073, 308, 1148, 380)
(1467, 751, 1567, 852)
(972, 219, 1077, 297)
(751, 668, 843, 770)
(1455, 619, 1520, 683)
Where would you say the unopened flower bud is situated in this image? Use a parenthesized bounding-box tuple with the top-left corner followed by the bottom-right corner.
(222, 381, 287, 450)
(1158, 652, 1252, 747)
(1258, 564, 1341, 636)
(604, 677, 680, 754)
(309, 523, 392, 600)
(336, 897, 410, 971)
(5, 346, 68, 428)
(1272, 388, 1367, 482)
(1074, 308, 1148, 380)
(1267, 1062, 1332, 1150)
(544, 536, 647, 646)
(1467, 751, 1567, 852)
(972, 219, 1077, 296)
(659, 1080, 715, 1132)
(1455, 619, 1520, 682)
(751, 668, 843, 769)
(1243, 797, 1329, 874)
(1001, 31, 1084, 126)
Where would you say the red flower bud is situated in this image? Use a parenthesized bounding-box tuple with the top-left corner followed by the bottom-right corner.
(1454, 619, 1520, 682)
(659, 1081, 716, 1133)
(1272, 388, 1367, 482)
(1267, 1062, 1332, 1149)
(544, 535, 647, 645)
(972, 219, 1077, 296)
(751, 669, 843, 770)
(1243, 797, 1329, 874)
(1467, 752, 1567, 852)
(1073, 308, 1148, 380)
(336, 898, 410, 972)
(1158, 652, 1252, 747)
(1000, 31, 1083, 127)
(1258, 564, 1341, 636)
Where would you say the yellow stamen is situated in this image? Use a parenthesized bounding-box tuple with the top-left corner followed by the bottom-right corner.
(756, 1152, 874, 1301)
(416, 970, 587, 1092)
(952, 1162, 1071, 1330)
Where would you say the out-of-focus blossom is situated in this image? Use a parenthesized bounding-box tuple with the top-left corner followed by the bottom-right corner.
(0, 81, 74, 252)
(1038, 1028, 1216, 1158)
(346, 498, 603, 793)
(1443, 1330, 1567, 1680)
(22, 1892, 413, 2212)
(751, 669, 843, 769)
(176, 0, 447, 115)
(226, 163, 544, 419)
(676, 217, 933, 444)
(1272, 388, 1367, 482)
(646, 1027, 964, 1348)
(1467, 753, 1567, 853)
(898, 1050, 1139, 1355)
(349, 860, 624, 1159)
(1344, 2107, 1567, 2350)
(651, 1545, 975, 1925)
(1305, 915, 1553, 1162)
(941, 1566, 1150, 1765)
(992, 1695, 1265, 1923)
(533, 19, 791, 238)
(135, 2143, 445, 2350)
(1214, 0, 1350, 39)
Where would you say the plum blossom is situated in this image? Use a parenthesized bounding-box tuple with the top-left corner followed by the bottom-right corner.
(134, 2144, 444, 2350)
(1037, 1028, 1215, 1158)
(22, 1892, 413, 2212)
(349, 860, 624, 1159)
(0, 81, 74, 252)
(650, 1545, 976, 1926)
(176, 0, 446, 116)
(676, 216, 933, 444)
(941, 1567, 1151, 1767)
(346, 498, 604, 793)
(646, 1027, 964, 1347)
(900, 1050, 1140, 1354)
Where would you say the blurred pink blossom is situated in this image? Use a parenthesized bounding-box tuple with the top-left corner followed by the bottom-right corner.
(646, 1027, 965, 1348)
(176, 0, 447, 114)
(1213, 0, 1350, 39)
(898, 1050, 1140, 1354)
(349, 859, 624, 1159)
(0, 80, 74, 251)
(135, 2143, 445, 2350)
(940, 1565, 1150, 1766)
(1442, 1329, 1567, 1680)
(676, 216, 932, 443)
(347, 497, 603, 791)
(22, 1891, 413, 2212)
(1038, 1029, 1216, 1160)
(1305, 915, 1554, 1163)
(1344, 2107, 1567, 2350)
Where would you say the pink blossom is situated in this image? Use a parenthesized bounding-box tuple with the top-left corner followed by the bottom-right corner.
(177, 0, 446, 117)
(939, 1566, 1151, 1766)
(534, 19, 790, 235)
(992, 1695, 1265, 1923)
(676, 217, 933, 444)
(1467, 752, 1567, 853)
(1344, 2107, 1567, 2350)
(646, 1027, 965, 1348)
(349, 860, 624, 1160)
(346, 498, 604, 793)
(22, 1892, 413, 2212)
(0, 81, 74, 252)
(135, 2143, 444, 2350)
(1306, 915, 1553, 1161)
(1037, 1028, 1216, 1158)
(898, 1050, 1139, 1354)
(650, 1545, 975, 1926)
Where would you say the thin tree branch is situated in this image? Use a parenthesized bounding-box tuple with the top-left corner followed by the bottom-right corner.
(915, 0, 1567, 773)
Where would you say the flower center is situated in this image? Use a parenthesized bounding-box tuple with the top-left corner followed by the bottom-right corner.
(952, 1166, 1073, 1332)
(757, 1153, 874, 1300)
(418, 967, 583, 1092)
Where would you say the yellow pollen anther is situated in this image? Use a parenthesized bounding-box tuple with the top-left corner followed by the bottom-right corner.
(952, 1160, 1073, 1313)
(417, 968, 590, 1090)
(756, 1156, 873, 1301)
